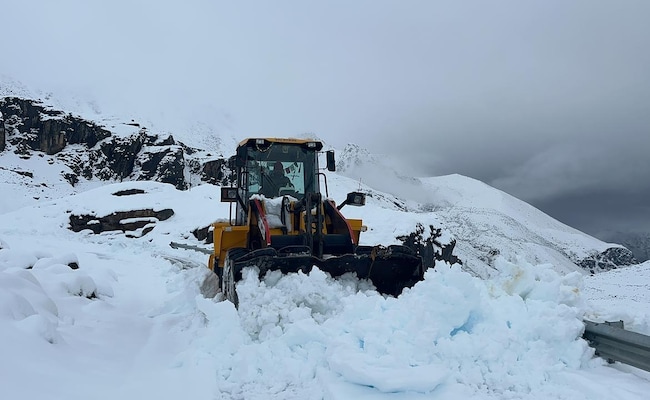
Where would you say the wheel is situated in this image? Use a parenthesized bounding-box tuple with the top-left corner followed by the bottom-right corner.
(222, 248, 248, 308)
(222, 257, 239, 308)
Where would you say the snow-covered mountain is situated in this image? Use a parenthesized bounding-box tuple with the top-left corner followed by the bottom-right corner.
(418, 174, 635, 276)
(1, 90, 636, 278)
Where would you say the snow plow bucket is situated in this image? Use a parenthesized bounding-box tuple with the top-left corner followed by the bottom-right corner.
(222, 245, 425, 306)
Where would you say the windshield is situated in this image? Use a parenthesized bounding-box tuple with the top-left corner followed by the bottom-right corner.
(240, 143, 318, 200)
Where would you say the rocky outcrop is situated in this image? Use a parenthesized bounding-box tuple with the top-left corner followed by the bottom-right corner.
(136, 144, 186, 189)
(0, 97, 111, 155)
(200, 157, 236, 186)
(53, 129, 191, 190)
(69, 208, 174, 237)
(579, 247, 638, 273)
(0, 97, 232, 190)
(96, 132, 146, 180)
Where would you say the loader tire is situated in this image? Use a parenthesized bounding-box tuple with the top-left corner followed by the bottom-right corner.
(222, 248, 248, 309)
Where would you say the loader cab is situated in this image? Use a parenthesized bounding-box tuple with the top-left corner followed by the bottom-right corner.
(227, 138, 330, 225)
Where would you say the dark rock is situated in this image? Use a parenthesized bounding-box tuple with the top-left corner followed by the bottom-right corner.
(98, 133, 145, 179)
(15, 169, 33, 178)
(192, 225, 213, 243)
(136, 145, 186, 190)
(155, 208, 174, 220)
(69, 208, 174, 235)
(112, 188, 146, 196)
(67, 262, 79, 270)
(396, 223, 461, 269)
(63, 172, 78, 186)
(579, 247, 638, 272)
(0, 97, 111, 155)
(202, 158, 234, 185)
(158, 134, 176, 146)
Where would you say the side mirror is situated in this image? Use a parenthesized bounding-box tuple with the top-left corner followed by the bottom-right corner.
(227, 155, 237, 169)
(235, 147, 247, 167)
(337, 191, 366, 210)
(326, 150, 336, 172)
(220, 187, 238, 203)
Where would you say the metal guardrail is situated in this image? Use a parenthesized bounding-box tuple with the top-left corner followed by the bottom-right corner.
(583, 320, 650, 372)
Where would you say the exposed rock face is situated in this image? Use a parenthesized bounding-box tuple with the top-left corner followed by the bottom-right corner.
(0, 97, 111, 155)
(201, 158, 234, 185)
(69, 208, 174, 237)
(579, 247, 638, 273)
(136, 144, 186, 189)
(97, 132, 146, 180)
(0, 97, 234, 190)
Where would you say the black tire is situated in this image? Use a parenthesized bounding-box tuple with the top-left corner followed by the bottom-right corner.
(222, 248, 248, 308)
(238, 247, 277, 263)
(226, 247, 250, 264)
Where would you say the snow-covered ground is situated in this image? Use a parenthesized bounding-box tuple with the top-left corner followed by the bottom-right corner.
(2, 170, 650, 399)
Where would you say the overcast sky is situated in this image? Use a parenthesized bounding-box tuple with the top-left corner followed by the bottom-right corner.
(3, 0, 650, 239)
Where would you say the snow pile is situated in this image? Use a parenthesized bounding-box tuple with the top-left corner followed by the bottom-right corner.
(184, 258, 592, 398)
(0, 245, 112, 344)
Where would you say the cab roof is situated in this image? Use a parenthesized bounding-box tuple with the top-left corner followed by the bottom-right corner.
(237, 138, 324, 151)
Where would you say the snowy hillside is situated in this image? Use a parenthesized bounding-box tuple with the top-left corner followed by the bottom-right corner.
(418, 174, 629, 277)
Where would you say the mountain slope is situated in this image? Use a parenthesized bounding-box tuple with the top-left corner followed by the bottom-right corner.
(419, 174, 633, 277)
(1, 87, 637, 280)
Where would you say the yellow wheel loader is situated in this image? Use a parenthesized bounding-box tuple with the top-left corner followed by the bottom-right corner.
(209, 138, 424, 307)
